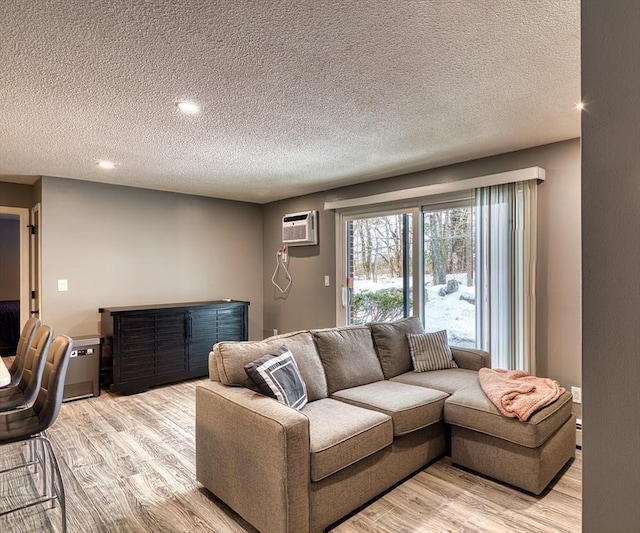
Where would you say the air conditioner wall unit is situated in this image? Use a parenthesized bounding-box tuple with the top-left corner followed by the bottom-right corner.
(282, 210, 318, 246)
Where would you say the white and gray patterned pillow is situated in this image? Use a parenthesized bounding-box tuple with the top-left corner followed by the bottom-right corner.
(407, 330, 458, 372)
(244, 345, 308, 410)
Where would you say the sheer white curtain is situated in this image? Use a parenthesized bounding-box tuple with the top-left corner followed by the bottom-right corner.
(475, 180, 538, 372)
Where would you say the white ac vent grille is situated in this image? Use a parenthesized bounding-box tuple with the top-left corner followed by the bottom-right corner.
(282, 210, 318, 246)
(283, 225, 308, 241)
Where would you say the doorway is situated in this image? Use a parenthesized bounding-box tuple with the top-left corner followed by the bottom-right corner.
(0, 207, 30, 355)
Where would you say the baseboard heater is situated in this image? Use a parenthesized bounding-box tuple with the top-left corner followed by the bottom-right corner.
(576, 418, 582, 449)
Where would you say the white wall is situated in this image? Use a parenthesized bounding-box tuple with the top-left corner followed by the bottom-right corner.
(40, 177, 264, 339)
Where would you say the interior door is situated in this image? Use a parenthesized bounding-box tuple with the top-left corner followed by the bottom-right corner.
(0, 206, 30, 327)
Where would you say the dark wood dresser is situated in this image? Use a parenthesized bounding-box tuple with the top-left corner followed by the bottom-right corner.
(99, 300, 249, 394)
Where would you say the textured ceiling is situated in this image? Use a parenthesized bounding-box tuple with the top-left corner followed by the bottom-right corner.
(0, 1, 580, 204)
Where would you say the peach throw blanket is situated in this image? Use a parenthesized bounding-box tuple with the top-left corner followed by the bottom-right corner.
(478, 368, 565, 422)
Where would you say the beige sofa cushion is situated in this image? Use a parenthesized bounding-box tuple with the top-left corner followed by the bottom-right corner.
(302, 399, 392, 482)
(370, 317, 424, 379)
(332, 381, 447, 436)
(450, 346, 491, 371)
(213, 331, 329, 401)
(390, 368, 480, 395)
(444, 382, 573, 448)
(312, 326, 384, 394)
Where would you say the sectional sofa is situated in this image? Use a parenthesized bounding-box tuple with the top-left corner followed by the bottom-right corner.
(195, 318, 575, 533)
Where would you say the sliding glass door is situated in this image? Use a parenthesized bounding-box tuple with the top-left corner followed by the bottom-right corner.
(337, 197, 478, 345)
(336, 179, 538, 370)
(422, 204, 476, 347)
(341, 211, 415, 325)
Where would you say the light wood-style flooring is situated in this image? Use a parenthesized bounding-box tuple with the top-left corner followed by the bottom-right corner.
(0, 378, 581, 532)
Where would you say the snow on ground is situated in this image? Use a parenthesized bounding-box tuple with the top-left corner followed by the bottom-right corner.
(424, 284, 475, 347)
(354, 275, 476, 347)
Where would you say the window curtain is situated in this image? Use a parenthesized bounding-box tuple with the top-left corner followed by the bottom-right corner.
(475, 180, 538, 372)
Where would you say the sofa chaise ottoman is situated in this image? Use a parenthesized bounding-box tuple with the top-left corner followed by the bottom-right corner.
(195, 318, 575, 533)
(445, 381, 575, 494)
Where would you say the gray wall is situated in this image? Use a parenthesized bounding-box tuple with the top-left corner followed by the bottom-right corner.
(0, 217, 20, 300)
(263, 139, 581, 394)
(263, 193, 336, 336)
(40, 177, 264, 340)
(0, 182, 34, 208)
(582, 1, 640, 531)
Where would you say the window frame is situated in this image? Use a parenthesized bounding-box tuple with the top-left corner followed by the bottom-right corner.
(335, 206, 421, 326)
(334, 190, 474, 327)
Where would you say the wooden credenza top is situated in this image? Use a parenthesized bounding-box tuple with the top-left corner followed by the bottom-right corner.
(99, 300, 250, 314)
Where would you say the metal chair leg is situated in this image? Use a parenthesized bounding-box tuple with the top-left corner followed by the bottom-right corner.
(39, 434, 67, 533)
(0, 434, 67, 533)
(29, 439, 37, 473)
(0, 440, 39, 475)
(39, 437, 51, 502)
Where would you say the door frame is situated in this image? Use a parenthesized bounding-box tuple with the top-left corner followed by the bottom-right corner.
(30, 203, 42, 321)
(0, 206, 30, 327)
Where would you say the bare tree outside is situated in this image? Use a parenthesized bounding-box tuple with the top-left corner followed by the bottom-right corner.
(348, 207, 476, 347)
(349, 214, 408, 325)
(423, 206, 476, 347)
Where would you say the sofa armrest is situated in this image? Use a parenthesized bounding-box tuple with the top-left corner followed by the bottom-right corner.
(451, 346, 491, 371)
(196, 381, 310, 533)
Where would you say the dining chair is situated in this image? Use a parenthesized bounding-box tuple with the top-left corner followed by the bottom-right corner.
(4, 317, 41, 388)
(0, 325, 53, 412)
(0, 334, 73, 532)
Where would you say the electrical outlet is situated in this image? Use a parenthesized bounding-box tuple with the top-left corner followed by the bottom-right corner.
(57, 279, 68, 292)
(571, 386, 582, 404)
(273, 329, 278, 336)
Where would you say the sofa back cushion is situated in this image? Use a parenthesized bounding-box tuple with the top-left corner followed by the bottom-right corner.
(311, 326, 384, 394)
(370, 317, 424, 379)
(213, 331, 328, 401)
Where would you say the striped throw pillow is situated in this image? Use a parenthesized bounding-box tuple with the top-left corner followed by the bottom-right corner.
(407, 330, 458, 372)
(244, 345, 308, 410)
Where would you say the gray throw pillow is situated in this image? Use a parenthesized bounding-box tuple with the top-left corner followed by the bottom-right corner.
(244, 345, 308, 410)
(407, 330, 458, 372)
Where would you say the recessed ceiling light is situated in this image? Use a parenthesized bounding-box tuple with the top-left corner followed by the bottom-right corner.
(97, 160, 115, 169)
(176, 101, 200, 115)
(575, 102, 585, 111)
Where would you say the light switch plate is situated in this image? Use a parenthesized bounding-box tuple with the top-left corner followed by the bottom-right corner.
(324, 275, 330, 287)
(57, 279, 68, 292)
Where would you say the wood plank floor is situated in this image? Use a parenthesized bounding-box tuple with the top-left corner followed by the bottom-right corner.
(0, 378, 581, 532)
